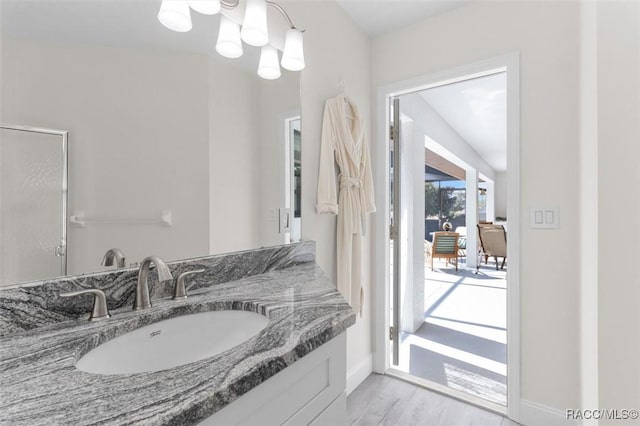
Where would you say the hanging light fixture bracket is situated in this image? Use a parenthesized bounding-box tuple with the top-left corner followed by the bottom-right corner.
(217, 0, 302, 30)
(265, 1, 303, 31)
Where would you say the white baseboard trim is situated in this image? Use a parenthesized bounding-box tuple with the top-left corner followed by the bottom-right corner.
(346, 353, 373, 396)
(520, 399, 577, 426)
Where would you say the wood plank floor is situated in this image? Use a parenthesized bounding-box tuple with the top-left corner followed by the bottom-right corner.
(347, 374, 520, 426)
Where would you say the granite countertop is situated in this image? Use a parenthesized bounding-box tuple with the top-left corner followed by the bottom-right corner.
(0, 262, 356, 425)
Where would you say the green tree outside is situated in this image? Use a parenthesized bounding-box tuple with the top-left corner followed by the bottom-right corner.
(425, 182, 466, 221)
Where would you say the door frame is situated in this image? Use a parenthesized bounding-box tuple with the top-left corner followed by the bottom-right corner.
(371, 53, 521, 422)
(281, 110, 301, 244)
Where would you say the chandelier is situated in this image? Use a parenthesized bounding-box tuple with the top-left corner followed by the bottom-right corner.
(157, 0, 305, 80)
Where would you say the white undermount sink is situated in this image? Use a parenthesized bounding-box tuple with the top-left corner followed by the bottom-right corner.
(76, 310, 269, 375)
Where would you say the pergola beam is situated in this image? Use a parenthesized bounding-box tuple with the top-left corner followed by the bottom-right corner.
(425, 148, 466, 181)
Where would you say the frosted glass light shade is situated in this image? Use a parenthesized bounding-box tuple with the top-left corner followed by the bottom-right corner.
(158, 0, 192, 32)
(241, 0, 269, 47)
(281, 29, 305, 71)
(188, 0, 221, 15)
(216, 16, 243, 59)
(258, 45, 281, 80)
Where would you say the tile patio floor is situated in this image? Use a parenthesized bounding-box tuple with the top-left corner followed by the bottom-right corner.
(396, 259, 508, 405)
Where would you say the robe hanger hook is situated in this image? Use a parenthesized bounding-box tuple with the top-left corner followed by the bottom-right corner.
(338, 76, 349, 98)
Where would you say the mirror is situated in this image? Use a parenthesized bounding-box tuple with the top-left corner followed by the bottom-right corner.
(0, 0, 302, 285)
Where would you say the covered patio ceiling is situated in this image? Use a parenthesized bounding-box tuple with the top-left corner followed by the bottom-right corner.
(425, 148, 485, 184)
(425, 148, 465, 182)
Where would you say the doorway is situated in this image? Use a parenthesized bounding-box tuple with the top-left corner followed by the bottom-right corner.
(375, 55, 520, 419)
(284, 116, 301, 244)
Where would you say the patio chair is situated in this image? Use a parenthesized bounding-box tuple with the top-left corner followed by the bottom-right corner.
(477, 224, 507, 271)
(425, 231, 460, 271)
(454, 226, 467, 258)
(477, 223, 491, 265)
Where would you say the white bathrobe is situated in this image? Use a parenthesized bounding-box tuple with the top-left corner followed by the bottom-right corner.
(317, 95, 375, 314)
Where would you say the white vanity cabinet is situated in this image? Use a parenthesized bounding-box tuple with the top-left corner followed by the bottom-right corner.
(200, 333, 347, 426)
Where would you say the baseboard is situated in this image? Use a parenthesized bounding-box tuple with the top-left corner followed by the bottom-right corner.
(520, 399, 577, 426)
(346, 353, 373, 396)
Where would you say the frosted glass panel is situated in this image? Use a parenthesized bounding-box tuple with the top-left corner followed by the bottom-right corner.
(0, 128, 66, 285)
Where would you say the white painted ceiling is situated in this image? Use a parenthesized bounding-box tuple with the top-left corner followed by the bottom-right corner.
(419, 72, 507, 171)
(336, 0, 469, 36)
(1, 0, 470, 61)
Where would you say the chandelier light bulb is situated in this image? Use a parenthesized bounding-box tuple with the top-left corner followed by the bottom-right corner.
(188, 0, 221, 15)
(216, 16, 243, 59)
(258, 45, 281, 80)
(158, 0, 193, 32)
(241, 0, 269, 47)
(281, 28, 305, 71)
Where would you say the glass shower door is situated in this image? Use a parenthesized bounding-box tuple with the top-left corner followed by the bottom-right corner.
(0, 126, 67, 285)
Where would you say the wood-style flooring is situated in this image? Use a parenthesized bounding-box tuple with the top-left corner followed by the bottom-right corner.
(347, 374, 519, 426)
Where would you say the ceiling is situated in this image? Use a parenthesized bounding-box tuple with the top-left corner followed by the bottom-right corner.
(1, 0, 471, 60)
(419, 72, 507, 172)
(1, 0, 472, 51)
(335, 0, 469, 37)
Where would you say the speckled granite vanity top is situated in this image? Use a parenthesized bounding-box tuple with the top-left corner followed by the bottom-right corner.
(0, 243, 356, 425)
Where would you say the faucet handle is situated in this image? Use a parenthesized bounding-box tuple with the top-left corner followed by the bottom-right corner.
(173, 269, 205, 300)
(60, 289, 111, 321)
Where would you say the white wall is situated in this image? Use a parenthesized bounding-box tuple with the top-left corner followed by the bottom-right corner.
(597, 2, 640, 423)
(399, 119, 425, 333)
(1, 36, 210, 275)
(372, 1, 581, 418)
(284, 1, 374, 390)
(257, 70, 301, 248)
(209, 55, 261, 254)
(210, 58, 302, 253)
(494, 171, 508, 219)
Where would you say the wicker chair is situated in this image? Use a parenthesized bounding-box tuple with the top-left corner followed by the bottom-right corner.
(425, 231, 460, 271)
(477, 224, 507, 270)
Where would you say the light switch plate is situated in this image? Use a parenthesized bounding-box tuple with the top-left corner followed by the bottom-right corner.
(530, 207, 559, 229)
(279, 208, 291, 234)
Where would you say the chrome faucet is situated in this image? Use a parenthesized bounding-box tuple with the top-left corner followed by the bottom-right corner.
(101, 248, 126, 268)
(134, 256, 173, 310)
